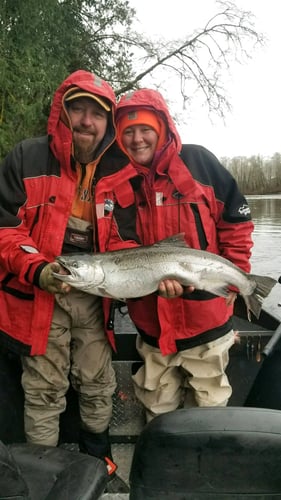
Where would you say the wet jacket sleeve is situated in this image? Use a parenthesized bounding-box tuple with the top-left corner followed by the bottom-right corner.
(215, 175, 254, 272)
(0, 145, 50, 285)
(181, 144, 254, 272)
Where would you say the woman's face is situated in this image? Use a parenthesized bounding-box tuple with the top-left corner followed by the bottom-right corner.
(121, 124, 158, 166)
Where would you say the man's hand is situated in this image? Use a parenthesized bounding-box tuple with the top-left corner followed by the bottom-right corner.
(39, 262, 71, 294)
(158, 279, 194, 299)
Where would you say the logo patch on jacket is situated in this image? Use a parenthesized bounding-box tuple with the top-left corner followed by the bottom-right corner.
(238, 204, 251, 216)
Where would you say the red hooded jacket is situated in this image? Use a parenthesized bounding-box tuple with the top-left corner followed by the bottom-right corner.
(0, 70, 138, 355)
(116, 88, 254, 355)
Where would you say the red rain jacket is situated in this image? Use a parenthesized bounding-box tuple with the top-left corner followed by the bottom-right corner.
(0, 70, 138, 355)
(116, 88, 254, 355)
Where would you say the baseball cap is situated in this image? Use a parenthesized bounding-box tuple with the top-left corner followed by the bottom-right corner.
(64, 87, 110, 111)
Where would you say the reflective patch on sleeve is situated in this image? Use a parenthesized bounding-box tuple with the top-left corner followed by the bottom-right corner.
(20, 245, 39, 254)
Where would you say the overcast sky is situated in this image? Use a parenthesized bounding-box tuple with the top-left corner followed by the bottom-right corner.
(129, 0, 280, 159)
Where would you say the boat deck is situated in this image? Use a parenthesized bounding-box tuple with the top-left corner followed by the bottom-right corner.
(1, 299, 281, 499)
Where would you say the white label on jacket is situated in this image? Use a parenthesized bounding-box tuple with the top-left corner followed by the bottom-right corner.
(96, 203, 104, 219)
(156, 192, 164, 206)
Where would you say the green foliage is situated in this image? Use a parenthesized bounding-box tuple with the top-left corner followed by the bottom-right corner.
(0, 0, 136, 159)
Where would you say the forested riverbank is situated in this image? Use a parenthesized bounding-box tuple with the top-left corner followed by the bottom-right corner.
(222, 154, 281, 195)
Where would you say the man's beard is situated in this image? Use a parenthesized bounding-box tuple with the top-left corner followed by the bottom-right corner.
(74, 141, 97, 164)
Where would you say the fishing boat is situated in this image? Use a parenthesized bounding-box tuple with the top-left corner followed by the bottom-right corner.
(1, 295, 281, 499)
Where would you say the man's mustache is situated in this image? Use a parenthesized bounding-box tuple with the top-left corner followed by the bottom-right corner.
(73, 128, 94, 135)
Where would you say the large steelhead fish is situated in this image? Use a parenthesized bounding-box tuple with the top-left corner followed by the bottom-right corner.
(53, 234, 277, 320)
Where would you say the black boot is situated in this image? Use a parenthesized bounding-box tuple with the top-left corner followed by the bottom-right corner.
(79, 428, 111, 458)
(79, 428, 129, 493)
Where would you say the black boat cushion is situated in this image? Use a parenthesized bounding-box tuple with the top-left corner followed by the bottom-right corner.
(129, 406, 281, 499)
(0, 440, 29, 499)
(6, 443, 108, 500)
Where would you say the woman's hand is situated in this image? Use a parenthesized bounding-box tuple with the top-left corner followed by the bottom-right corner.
(158, 279, 194, 298)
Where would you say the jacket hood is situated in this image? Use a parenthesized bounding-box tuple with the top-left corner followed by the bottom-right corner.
(116, 88, 182, 154)
(47, 70, 116, 165)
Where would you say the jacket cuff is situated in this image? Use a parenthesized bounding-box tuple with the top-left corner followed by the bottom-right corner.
(25, 261, 49, 288)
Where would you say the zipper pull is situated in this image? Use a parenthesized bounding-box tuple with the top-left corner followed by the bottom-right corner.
(106, 300, 116, 330)
(256, 335, 262, 362)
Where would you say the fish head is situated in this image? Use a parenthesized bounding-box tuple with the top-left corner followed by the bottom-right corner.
(53, 254, 104, 292)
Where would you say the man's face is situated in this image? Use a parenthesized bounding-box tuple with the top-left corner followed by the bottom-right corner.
(67, 97, 108, 163)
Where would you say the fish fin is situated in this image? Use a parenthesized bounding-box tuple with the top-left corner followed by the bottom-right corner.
(97, 287, 127, 302)
(243, 275, 277, 320)
(251, 274, 277, 298)
(210, 285, 229, 298)
(155, 233, 190, 248)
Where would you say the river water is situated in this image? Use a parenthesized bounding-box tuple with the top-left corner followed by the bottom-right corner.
(246, 194, 281, 320)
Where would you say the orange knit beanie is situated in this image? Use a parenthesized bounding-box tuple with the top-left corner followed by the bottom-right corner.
(117, 109, 167, 150)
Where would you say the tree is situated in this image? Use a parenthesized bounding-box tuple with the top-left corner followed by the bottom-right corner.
(0, 0, 136, 157)
(0, 0, 263, 159)
(222, 153, 281, 195)
(115, 1, 263, 114)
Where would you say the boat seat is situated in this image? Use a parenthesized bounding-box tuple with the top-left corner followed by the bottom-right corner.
(0, 440, 108, 500)
(129, 406, 281, 499)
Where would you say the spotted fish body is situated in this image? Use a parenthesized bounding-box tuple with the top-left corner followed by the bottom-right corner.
(53, 234, 277, 320)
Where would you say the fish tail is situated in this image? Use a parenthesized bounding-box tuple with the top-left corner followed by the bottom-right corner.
(243, 275, 277, 320)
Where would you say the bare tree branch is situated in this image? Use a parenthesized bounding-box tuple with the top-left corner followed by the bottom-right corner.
(113, 0, 264, 119)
